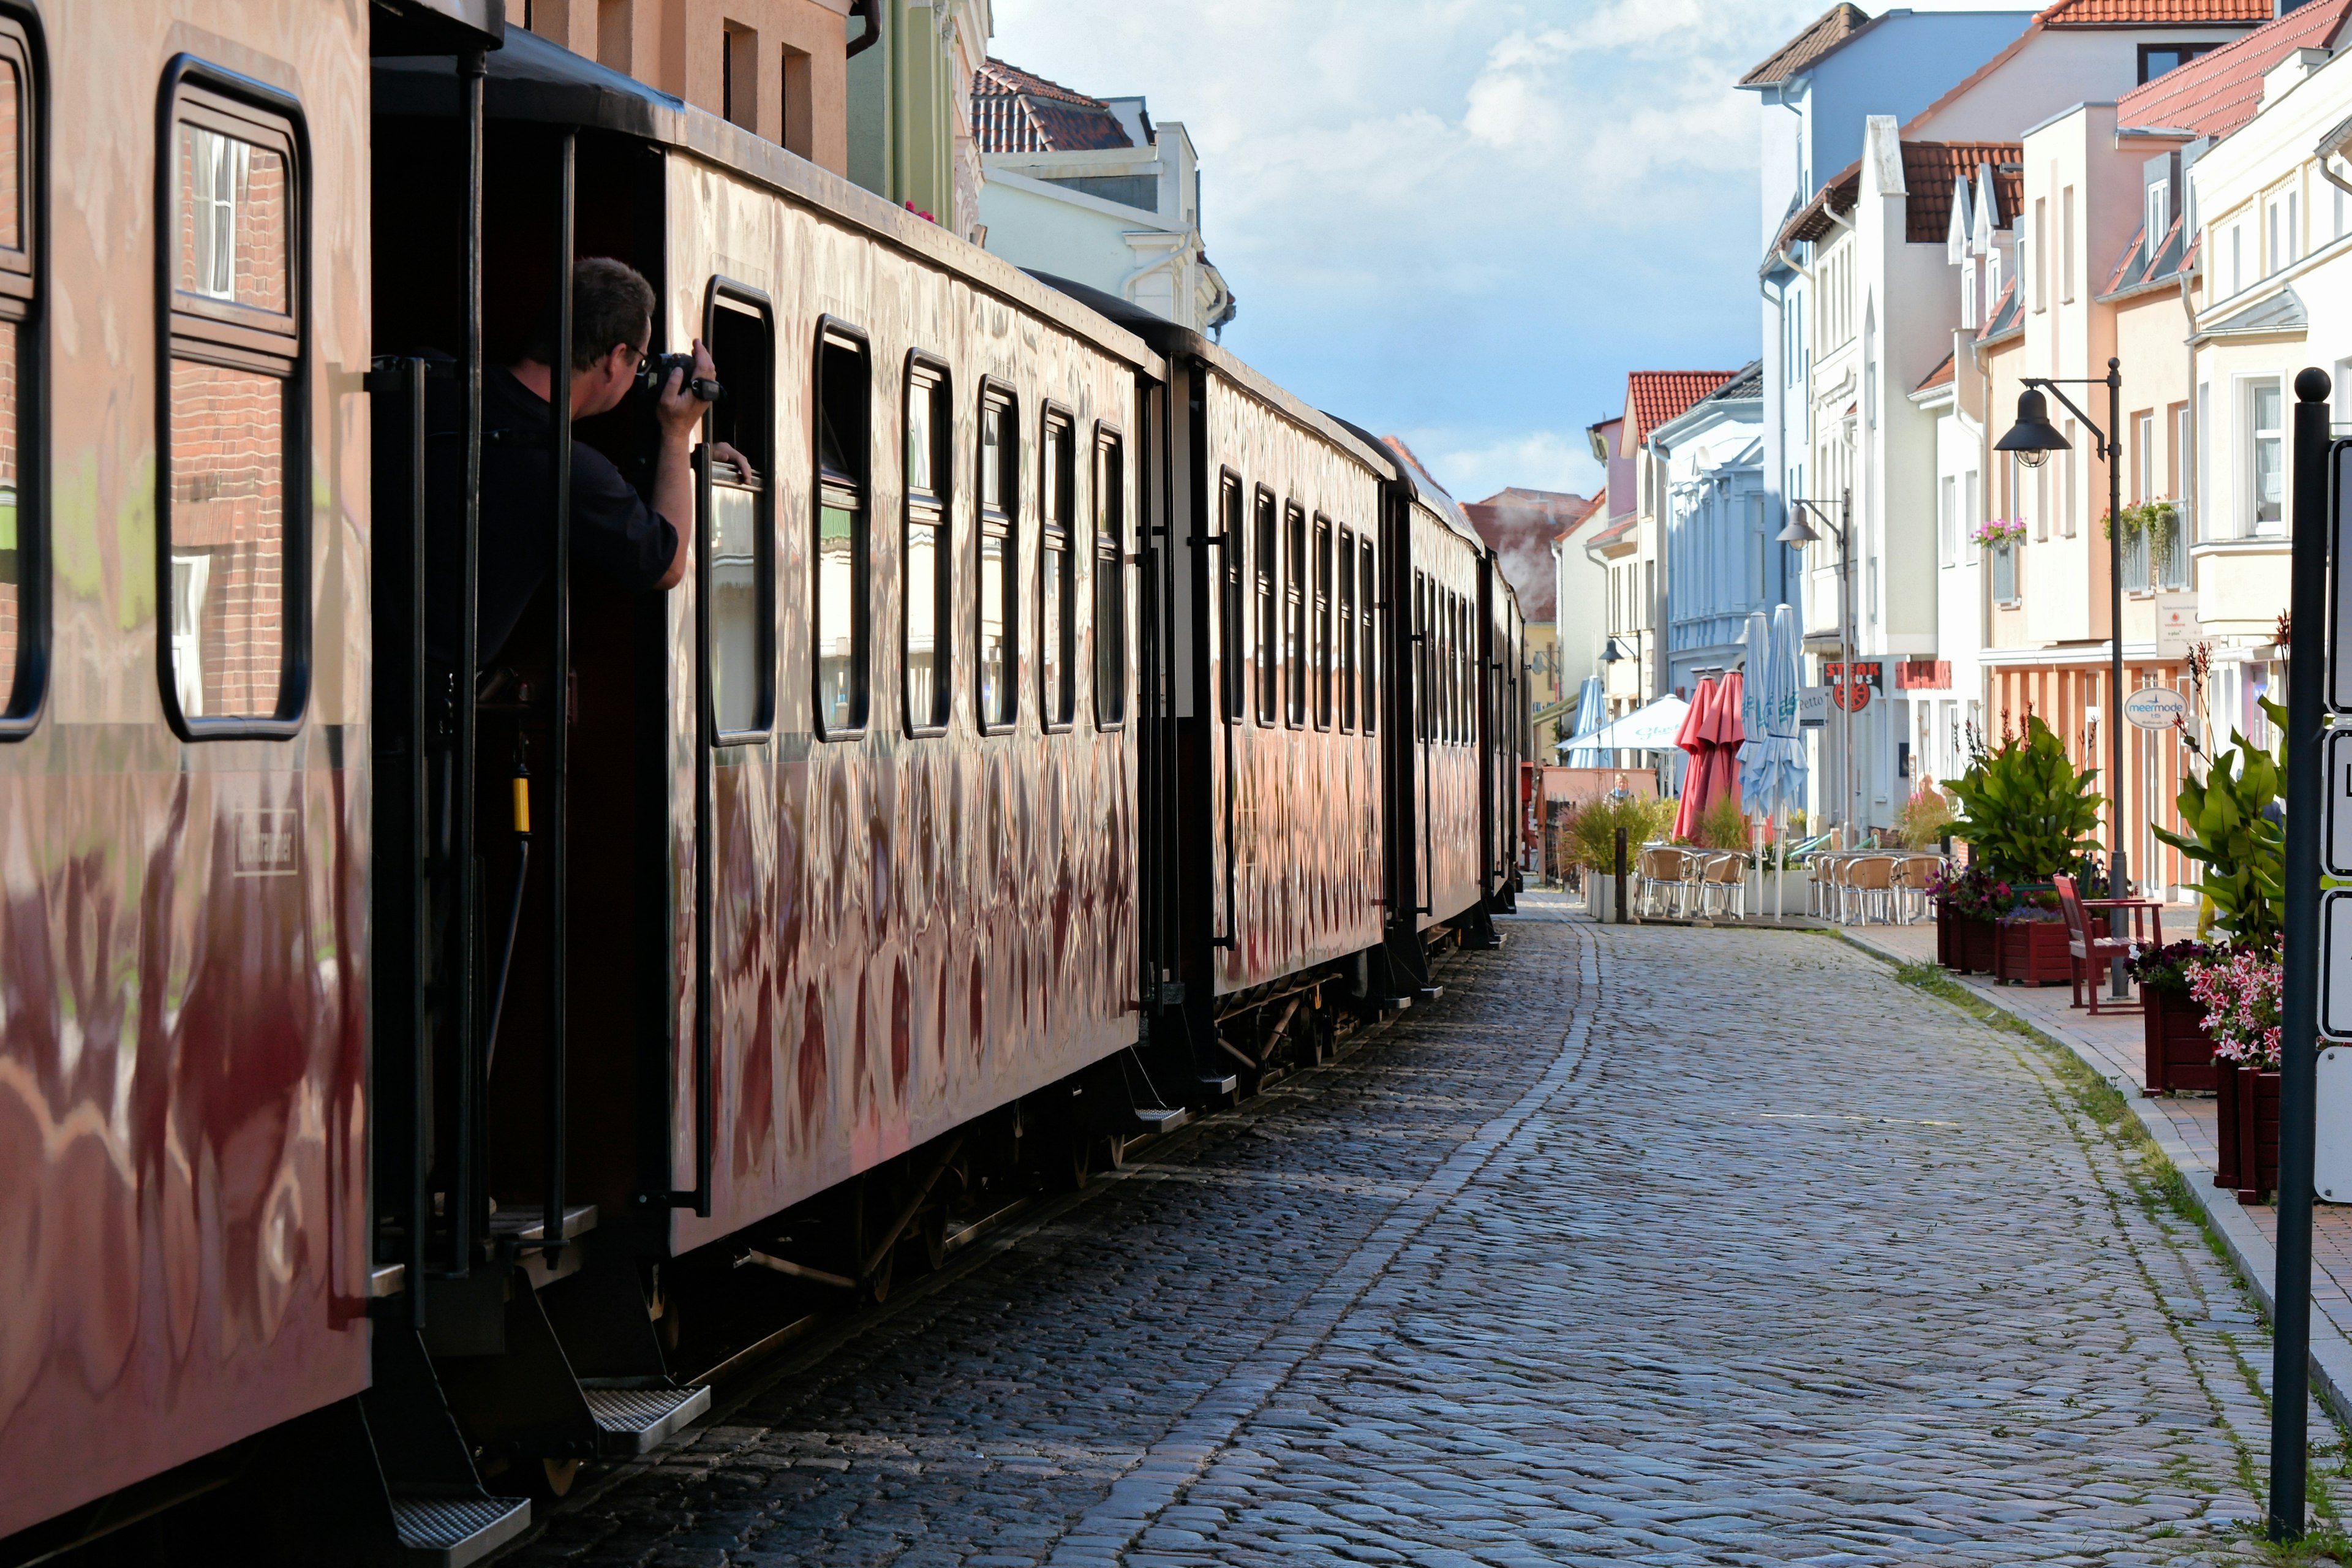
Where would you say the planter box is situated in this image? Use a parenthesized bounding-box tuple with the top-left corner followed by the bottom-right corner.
(1956, 916, 1997, 975)
(2215, 1062, 2281, 1204)
(1993, 918, 2071, 986)
(2143, 987, 2216, 1096)
(1936, 900, 1954, 967)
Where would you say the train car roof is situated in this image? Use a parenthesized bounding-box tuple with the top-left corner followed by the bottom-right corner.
(372, 30, 1165, 382)
(1022, 271, 1393, 481)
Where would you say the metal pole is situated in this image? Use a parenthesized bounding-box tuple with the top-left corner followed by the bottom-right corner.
(2108, 359, 2129, 998)
(544, 133, 575, 1262)
(1614, 825, 1628, 925)
(1841, 488, 1854, 845)
(2269, 364, 2332, 1543)
(451, 42, 486, 1281)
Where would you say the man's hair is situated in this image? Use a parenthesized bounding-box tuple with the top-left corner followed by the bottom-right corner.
(526, 257, 655, 374)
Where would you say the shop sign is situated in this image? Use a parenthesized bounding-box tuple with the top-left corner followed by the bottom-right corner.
(2122, 687, 2188, 731)
(1823, 660, 1880, 712)
(1796, 687, 1829, 728)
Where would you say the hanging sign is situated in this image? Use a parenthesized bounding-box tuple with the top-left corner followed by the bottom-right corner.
(1823, 660, 1880, 712)
(2122, 687, 2189, 731)
(2323, 890, 2352, 1042)
(1796, 687, 1829, 728)
(2329, 729, 2352, 878)
(2334, 443, 2352, 711)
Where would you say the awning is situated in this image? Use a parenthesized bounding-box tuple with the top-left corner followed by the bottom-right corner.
(1553, 693, 1690, 756)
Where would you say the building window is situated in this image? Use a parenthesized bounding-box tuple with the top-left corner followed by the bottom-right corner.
(1358, 539, 1377, 734)
(1939, 475, 1955, 567)
(2231, 224, 2244, 295)
(1336, 527, 1355, 733)
(2062, 423, 2078, 538)
(903, 356, 951, 733)
(1091, 426, 1124, 728)
(976, 385, 1017, 729)
(721, 22, 757, 130)
(0, 20, 37, 735)
(2133, 410, 2154, 504)
(815, 323, 870, 737)
(164, 72, 305, 737)
(2061, 187, 2076, 303)
(2146, 179, 2169, 253)
(1219, 471, 1243, 722)
(2138, 42, 2214, 83)
(2251, 378, 2285, 537)
(780, 45, 813, 159)
(2032, 197, 2046, 310)
(1039, 408, 1075, 729)
(706, 284, 774, 741)
(1284, 502, 1305, 728)
(1253, 486, 1275, 725)
(1313, 514, 1332, 729)
(1992, 540, 2018, 605)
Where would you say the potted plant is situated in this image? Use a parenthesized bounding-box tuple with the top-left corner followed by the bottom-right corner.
(2190, 948, 2282, 1203)
(1927, 864, 2010, 973)
(2150, 704, 2285, 948)
(2128, 938, 2219, 1095)
(1568, 794, 1674, 920)
(1945, 718, 2103, 987)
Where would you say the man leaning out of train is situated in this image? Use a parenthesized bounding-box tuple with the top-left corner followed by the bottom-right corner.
(423, 255, 754, 675)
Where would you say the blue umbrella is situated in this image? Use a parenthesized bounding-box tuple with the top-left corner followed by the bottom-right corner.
(1561, 675, 1608, 766)
(1741, 602, 1810, 817)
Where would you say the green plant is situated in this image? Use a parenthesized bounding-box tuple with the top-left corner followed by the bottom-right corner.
(1944, 716, 2103, 881)
(1696, 794, 1750, 851)
(1893, 786, 1955, 849)
(2152, 698, 2286, 943)
(1567, 794, 1673, 870)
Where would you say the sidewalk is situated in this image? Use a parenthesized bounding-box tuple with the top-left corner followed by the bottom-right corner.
(1844, 918, 2352, 1430)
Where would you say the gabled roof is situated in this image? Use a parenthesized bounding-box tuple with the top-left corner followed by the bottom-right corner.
(1902, 142, 2023, 243)
(1625, 371, 1740, 450)
(973, 58, 1136, 154)
(1741, 3, 1875, 87)
(2037, 0, 2267, 25)
(2204, 283, 2309, 336)
(1774, 159, 1863, 254)
(1707, 360, 1765, 402)
(2115, 0, 2352, 137)
(1978, 274, 2024, 344)
(2100, 212, 2188, 298)
(1561, 492, 1610, 541)
(1465, 489, 1588, 620)
(1915, 352, 1957, 393)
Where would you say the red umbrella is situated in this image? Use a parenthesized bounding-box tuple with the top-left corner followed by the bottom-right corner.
(1706, 671, 1746, 820)
(1673, 677, 1719, 842)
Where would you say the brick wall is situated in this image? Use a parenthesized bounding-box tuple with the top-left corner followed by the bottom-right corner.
(170, 360, 282, 718)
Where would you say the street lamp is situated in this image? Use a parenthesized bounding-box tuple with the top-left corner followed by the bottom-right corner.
(1995, 356, 2128, 997)
(1779, 489, 1856, 843)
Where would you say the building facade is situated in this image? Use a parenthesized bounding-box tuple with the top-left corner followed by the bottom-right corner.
(1465, 487, 1589, 758)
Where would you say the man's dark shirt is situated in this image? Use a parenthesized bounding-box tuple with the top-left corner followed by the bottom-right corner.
(424, 364, 679, 667)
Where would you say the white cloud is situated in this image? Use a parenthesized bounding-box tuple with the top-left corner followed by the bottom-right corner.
(1406, 428, 1605, 509)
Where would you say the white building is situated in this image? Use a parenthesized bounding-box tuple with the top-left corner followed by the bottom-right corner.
(971, 59, 1236, 334)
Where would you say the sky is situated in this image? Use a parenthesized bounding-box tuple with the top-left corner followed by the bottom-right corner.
(986, 0, 2010, 507)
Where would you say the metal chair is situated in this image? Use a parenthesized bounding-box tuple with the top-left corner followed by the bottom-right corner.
(1636, 845, 1695, 918)
(1841, 854, 1899, 924)
(2053, 872, 2160, 1015)
(1697, 851, 1749, 921)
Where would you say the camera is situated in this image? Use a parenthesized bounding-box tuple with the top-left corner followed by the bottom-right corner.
(637, 350, 722, 403)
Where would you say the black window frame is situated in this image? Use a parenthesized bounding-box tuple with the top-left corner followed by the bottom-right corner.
(0, 7, 41, 741)
(902, 349, 952, 736)
(1253, 484, 1276, 726)
(1283, 501, 1305, 729)
(155, 56, 309, 742)
(1359, 538, 1376, 735)
(1312, 513, 1332, 731)
(1091, 421, 1125, 731)
(975, 377, 1019, 734)
(2137, 42, 2215, 85)
(812, 314, 871, 741)
(1336, 526, 1354, 734)
(1039, 402, 1077, 731)
(702, 276, 775, 745)
(1218, 468, 1244, 723)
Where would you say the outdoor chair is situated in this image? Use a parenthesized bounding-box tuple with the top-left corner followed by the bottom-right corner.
(1635, 846, 1695, 919)
(1841, 855, 1899, 924)
(2052, 873, 2161, 1016)
(1696, 851, 1749, 921)
(1890, 854, 1945, 925)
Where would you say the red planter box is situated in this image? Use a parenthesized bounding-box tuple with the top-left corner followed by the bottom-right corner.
(2143, 987, 2216, 1096)
(1958, 917, 1996, 974)
(1936, 900, 1954, 967)
(2215, 1062, 2280, 1204)
(1993, 918, 2071, 986)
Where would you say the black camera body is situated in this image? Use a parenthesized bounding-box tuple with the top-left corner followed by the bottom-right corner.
(638, 350, 722, 403)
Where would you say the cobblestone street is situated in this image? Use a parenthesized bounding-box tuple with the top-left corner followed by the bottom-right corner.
(505, 902, 2327, 1566)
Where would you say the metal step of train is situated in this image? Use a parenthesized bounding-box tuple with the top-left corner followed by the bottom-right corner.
(391, 1493, 531, 1567)
(581, 1383, 712, 1456)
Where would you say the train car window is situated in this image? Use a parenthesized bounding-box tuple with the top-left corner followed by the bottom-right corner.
(1412, 571, 1427, 742)
(1253, 486, 1275, 726)
(1336, 528, 1355, 733)
(1039, 408, 1075, 729)
(159, 72, 306, 739)
(1218, 472, 1243, 723)
(1452, 593, 1466, 745)
(976, 383, 1017, 730)
(706, 284, 774, 741)
(903, 356, 951, 734)
(1091, 426, 1125, 729)
(1283, 503, 1305, 728)
(814, 322, 869, 737)
(1312, 515, 1332, 731)
(1359, 540, 1376, 734)
(0, 19, 39, 737)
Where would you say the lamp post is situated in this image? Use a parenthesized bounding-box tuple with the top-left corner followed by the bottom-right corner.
(1777, 490, 1855, 842)
(1994, 359, 2128, 998)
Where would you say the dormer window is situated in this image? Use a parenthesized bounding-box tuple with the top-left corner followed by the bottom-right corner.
(2146, 181, 2169, 256)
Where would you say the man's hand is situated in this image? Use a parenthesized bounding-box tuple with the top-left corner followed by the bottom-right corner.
(707, 440, 757, 484)
(656, 338, 715, 445)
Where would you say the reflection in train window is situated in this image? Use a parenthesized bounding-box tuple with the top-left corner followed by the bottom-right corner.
(1283, 503, 1304, 728)
(0, 31, 30, 732)
(1253, 487, 1275, 726)
(905, 358, 951, 733)
(1359, 540, 1376, 734)
(1093, 428, 1124, 728)
(1219, 472, 1243, 723)
(1313, 514, 1332, 730)
(977, 386, 1017, 729)
(1040, 410, 1074, 729)
(1336, 528, 1354, 733)
(706, 289, 773, 741)
(163, 81, 303, 736)
(815, 325, 869, 737)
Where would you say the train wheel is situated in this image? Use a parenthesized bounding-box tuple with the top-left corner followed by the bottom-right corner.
(921, 1206, 949, 1272)
(541, 1458, 582, 1498)
(1102, 1132, 1128, 1172)
(1063, 1125, 1095, 1191)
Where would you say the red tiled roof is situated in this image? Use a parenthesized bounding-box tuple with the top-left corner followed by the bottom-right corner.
(1914, 352, 1956, 394)
(1741, 4, 1874, 86)
(1901, 142, 2022, 243)
(2037, 0, 2267, 26)
(2114, 0, 2352, 136)
(1774, 159, 1863, 254)
(1464, 489, 1586, 621)
(1560, 492, 1610, 540)
(973, 58, 1134, 154)
(1626, 372, 1736, 448)
(1586, 514, 1637, 551)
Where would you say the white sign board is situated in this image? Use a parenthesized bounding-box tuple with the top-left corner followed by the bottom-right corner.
(2156, 593, 2198, 659)
(2325, 891, 2352, 1042)
(2123, 687, 2188, 730)
(2334, 443, 2352, 711)
(1796, 687, 1828, 728)
(2332, 730, 2352, 878)
(2319, 1046, 2352, 1202)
